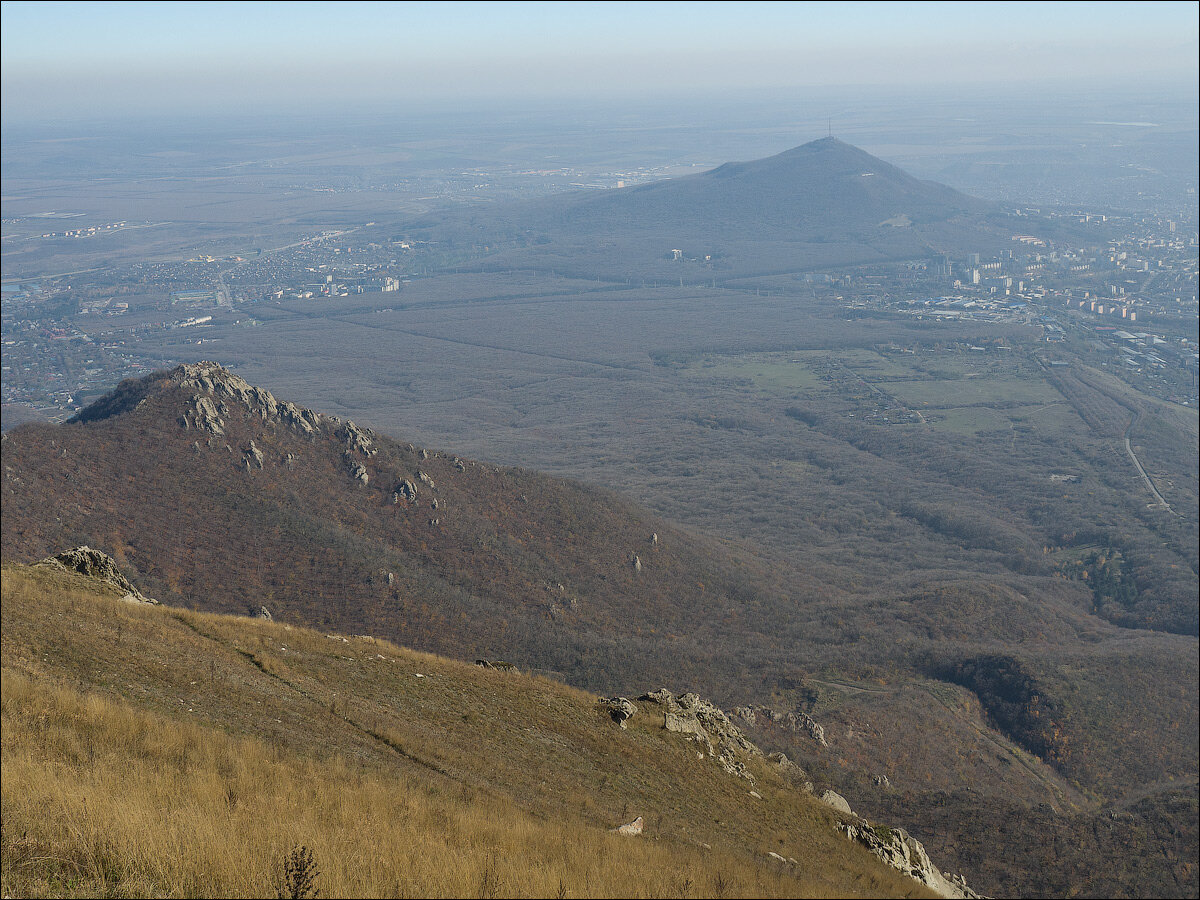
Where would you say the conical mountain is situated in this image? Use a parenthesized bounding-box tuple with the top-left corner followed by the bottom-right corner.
(552, 137, 988, 235)
(407, 137, 1015, 276)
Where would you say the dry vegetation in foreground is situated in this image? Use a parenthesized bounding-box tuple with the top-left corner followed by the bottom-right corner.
(0, 565, 932, 899)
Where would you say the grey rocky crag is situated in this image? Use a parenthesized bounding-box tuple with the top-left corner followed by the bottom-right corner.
(637, 689, 760, 781)
(337, 421, 377, 457)
(336, 421, 377, 484)
(393, 479, 418, 503)
(598, 697, 639, 728)
(172, 362, 323, 437)
(628, 688, 976, 898)
(839, 822, 983, 899)
(34, 546, 157, 605)
(243, 440, 264, 470)
(732, 704, 828, 747)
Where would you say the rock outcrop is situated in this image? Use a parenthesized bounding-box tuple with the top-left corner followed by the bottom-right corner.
(474, 659, 519, 673)
(732, 704, 828, 747)
(598, 697, 638, 728)
(180, 395, 225, 435)
(174, 362, 323, 437)
(638, 689, 760, 781)
(614, 816, 644, 836)
(839, 822, 982, 899)
(35, 546, 157, 604)
(820, 789, 853, 816)
(337, 421, 376, 458)
(243, 440, 264, 470)
(767, 751, 814, 792)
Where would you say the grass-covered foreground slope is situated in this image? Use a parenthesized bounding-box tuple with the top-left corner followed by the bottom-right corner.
(0, 564, 934, 899)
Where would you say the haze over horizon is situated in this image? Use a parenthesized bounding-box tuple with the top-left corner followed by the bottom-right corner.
(2, 0, 1197, 121)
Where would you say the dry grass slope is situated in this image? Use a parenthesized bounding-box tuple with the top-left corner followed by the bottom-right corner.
(1, 564, 933, 899)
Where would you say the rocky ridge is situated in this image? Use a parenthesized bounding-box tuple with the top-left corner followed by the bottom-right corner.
(603, 688, 981, 899)
(732, 703, 829, 747)
(128, 362, 384, 488)
(171, 362, 323, 437)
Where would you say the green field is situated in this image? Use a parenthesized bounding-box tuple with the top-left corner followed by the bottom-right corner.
(883, 375, 1061, 408)
(927, 406, 1015, 435)
(680, 352, 824, 394)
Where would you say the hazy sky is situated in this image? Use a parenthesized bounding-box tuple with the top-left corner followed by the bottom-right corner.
(2, 1, 1197, 119)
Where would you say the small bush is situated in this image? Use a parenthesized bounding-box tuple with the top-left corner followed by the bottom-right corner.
(276, 845, 319, 899)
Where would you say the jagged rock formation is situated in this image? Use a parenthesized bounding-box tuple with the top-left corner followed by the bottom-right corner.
(732, 704, 828, 747)
(638, 689, 760, 781)
(165, 362, 324, 438)
(839, 822, 982, 899)
(598, 697, 639, 728)
(393, 478, 418, 503)
(337, 421, 376, 457)
(34, 547, 156, 604)
(243, 440, 264, 470)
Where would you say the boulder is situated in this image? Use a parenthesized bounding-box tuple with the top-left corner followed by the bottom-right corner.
(614, 816, 643, 836)
(820, 790, 853, 816)
(243, 440, 264, 470)
(599, 697, 639, 728)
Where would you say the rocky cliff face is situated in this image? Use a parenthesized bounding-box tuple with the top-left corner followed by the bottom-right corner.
(840, 821, 982, 899)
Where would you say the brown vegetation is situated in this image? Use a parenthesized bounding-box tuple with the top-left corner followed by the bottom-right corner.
(0, 564, 932, 899)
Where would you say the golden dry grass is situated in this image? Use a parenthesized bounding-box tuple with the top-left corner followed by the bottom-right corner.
(1, 564, 933, 898)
